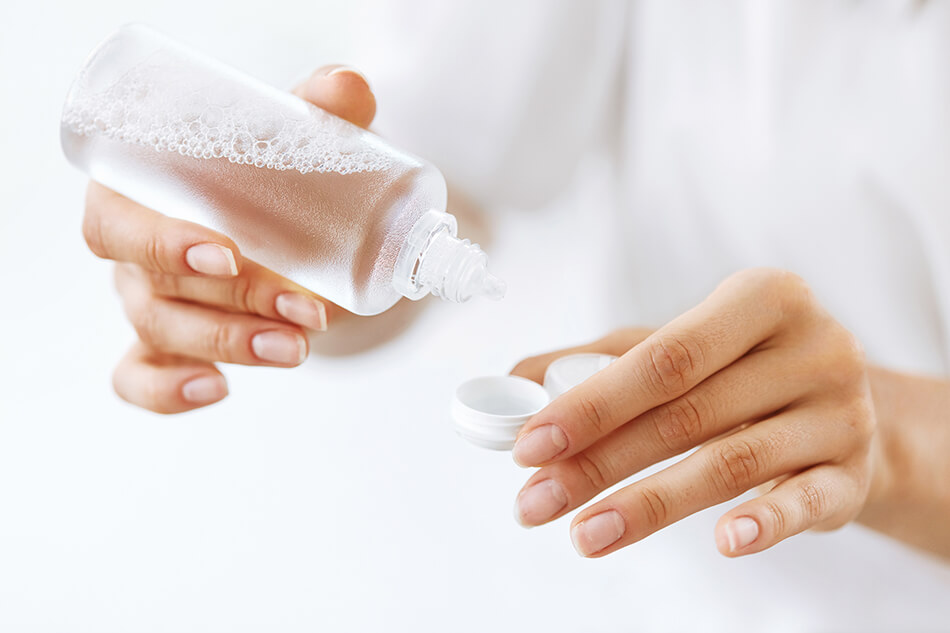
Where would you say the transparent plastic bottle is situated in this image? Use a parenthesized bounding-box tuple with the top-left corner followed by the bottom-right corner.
(60, 24, 505, 316)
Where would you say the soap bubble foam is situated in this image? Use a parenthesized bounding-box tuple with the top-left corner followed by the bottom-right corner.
(62, 53, 391, 175)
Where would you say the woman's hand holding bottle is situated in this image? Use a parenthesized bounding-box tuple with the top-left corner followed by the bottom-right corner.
(81, 66, 376, 413)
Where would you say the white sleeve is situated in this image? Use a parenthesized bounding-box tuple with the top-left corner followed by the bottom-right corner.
(351, 0, 628, 209)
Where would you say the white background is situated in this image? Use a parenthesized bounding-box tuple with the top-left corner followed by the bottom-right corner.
(1, 1, 949, 631)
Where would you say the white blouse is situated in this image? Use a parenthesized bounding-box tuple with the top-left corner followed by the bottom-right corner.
(358, 1, 950, 629)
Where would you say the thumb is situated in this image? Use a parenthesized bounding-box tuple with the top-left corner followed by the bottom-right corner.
(294, 65, 377, 129)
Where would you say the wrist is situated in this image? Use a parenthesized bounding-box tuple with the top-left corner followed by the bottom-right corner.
(859, 367, 903, 521)
(858, 366, 950, 558)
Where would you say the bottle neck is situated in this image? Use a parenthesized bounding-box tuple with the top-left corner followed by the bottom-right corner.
(392, 210, 506, 304)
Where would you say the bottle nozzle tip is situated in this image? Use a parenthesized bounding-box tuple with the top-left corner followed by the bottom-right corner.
(481, 272, 507, 301)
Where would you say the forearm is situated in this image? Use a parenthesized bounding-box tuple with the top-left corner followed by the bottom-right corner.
(858, 366, 950, 559)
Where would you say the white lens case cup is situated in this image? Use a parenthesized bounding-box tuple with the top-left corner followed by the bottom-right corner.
(451, 354, 618, 450)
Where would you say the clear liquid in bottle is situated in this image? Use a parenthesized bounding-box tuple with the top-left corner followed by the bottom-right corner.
(61, 24, 504, 316)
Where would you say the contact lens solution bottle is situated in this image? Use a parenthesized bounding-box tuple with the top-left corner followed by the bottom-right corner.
(61, 24, 505, 316)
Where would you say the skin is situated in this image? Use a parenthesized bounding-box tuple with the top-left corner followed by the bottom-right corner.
(83, 68, 950, 561)
(510, 269, 950, 559)
(82, 65, 377, 414)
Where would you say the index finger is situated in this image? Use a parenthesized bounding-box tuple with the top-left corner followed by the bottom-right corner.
(512, 269, 804, 467)
(83, 182, 243, 276)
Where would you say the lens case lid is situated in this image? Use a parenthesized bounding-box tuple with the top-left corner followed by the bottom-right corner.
(451, 354, 618, 450)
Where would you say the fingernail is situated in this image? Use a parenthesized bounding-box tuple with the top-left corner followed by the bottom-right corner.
(723, 517, 759, 553)
(251, 330, 307, 365)
(185, 243, 238, 277)
(512, 425, 568, 467)
(181, 375, 228, 405)
(571, 510, 626, 557)
(515, 480, 568, 527)
(275, 293, 327, 331)
(326, 65, 370, 85)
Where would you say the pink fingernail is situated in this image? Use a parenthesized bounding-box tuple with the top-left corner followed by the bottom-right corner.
(251, 330, 307, 365)
(512, 425, 568, 467)
(571, 510, 626, 557)
(275, 293, 327, 331)
(515, 480, 568, 527)
(724, 517, 759, 552)
(185, 243, 238, 276)
(182, 375, 228, 405)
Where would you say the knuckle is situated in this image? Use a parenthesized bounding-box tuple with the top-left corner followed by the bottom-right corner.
(644, 334, 704, 396)
(774, 271, 815, 316)
(575, 390, 613, 435)
(723, 267, 789, 292)
(130, 300, 161, 348)
(798, 482, 828, 523)
(771, 268, 808, 293)
(834, 328, 867, 377)
(637, 486, 673, 528)
(761, 498, 788, 537)
(842, 397, 876, 441)
(839, 327, 866, 363)
(707, 438, 764, 497)
(723, 266, 771, 288)
(573, 452, 611, 492)
(731, 268, 814, 316)
(143, 235, 167, 273)
(652, 394, 708, 453)
(229, 274, 256, 313)
(208, 321, 241, 363)
(818, 326, 869, 394)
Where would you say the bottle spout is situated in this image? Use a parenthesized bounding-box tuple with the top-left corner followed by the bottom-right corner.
(457, 265, 506, 303)
(393, 209, 508, 304)
(479, 271, 507, 301)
